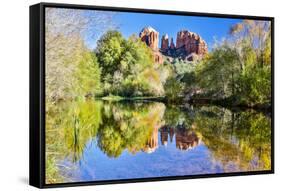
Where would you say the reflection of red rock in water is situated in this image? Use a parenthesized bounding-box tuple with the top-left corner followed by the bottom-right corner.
(141, 103, 166, 154)
(142, 119, 200, 153)
(142, 121, 165, 154)
(160, 126, 169, 146)
(175, 128, 200, 150)
(160, 126, 200, 151)
(160, 126, 174, 146)
(169, 128, 175, 142)
(143, 127, 159, 153)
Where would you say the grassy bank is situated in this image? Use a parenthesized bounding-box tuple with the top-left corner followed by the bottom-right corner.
(98, 95, 166, 102)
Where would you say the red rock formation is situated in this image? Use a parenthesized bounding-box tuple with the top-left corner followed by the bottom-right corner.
(139, 26, 163, 64)
(170, 37, 175, 49)
(176, 30, 208, 56)
(159, 29, 207, 61)
(139, 27, 207, 63)
(161, 34, 169, 51)
(139, 26, 159, 50)
(197, 38, 208, 55)
(153, 51, 163, 64)
(176, 30, 188, 49)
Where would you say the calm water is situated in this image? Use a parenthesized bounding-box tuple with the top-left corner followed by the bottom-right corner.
(46, 100, 271, 183)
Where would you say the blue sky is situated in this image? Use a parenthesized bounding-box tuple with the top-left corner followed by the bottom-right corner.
(85, 11, 242, 51)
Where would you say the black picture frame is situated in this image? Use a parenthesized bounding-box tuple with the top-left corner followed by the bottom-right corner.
(30, 2, 275, 188)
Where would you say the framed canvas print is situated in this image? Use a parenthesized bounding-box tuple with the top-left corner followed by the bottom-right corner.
(30, 2, 274, 188)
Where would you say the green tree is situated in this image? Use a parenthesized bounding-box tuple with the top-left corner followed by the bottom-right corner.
(96, 31, 165, 97)
(74, 51, 101, 97)
(164, 76, 184, 103)
(96, 31, 124, 80)
(196, 44, 240, 99)
(191, 19, 271, 106)
(229, 20, 272, 105)
(238, 65, 271, 105)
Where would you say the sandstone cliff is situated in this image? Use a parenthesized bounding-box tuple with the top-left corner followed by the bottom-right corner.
(139, 26, 159, 50)
(139, 26, 163, 64)
(139, 27, 207, 63)
(176, 30, 208, 55)
(161, 34, 169, 51)
(161, 30, 208, 61)
(170, 37, 175, 49)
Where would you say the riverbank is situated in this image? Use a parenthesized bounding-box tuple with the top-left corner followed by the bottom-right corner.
(95, 95, 271, 112)
(189, 97, 272, 112)
(97, 95, 166, 102)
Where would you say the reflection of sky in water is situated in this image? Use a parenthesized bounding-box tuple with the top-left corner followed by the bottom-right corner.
(61, 132, 224, 182)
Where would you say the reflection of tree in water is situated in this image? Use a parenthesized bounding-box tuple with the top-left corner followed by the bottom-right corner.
(142, 125, 160, 153)
(46, 100, 271, 183)
(96, 101, 202, 155)
(97, 101, 166, 157)
(194, 106, 271, 171)
(46, 100, 103, 183)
